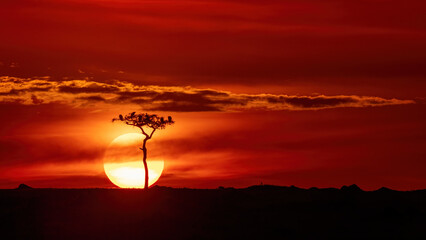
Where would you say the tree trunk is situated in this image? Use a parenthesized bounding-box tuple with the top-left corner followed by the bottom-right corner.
(142, 138, 149, 189)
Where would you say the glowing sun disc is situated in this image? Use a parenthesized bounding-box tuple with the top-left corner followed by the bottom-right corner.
(103, 133, 164, 188)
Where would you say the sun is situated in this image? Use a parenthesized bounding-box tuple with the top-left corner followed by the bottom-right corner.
(103, 133, 164, 188)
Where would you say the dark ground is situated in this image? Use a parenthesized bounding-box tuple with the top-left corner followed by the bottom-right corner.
(1, 184, 425, 240)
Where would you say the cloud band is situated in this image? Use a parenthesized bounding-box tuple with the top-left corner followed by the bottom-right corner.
(0, 76, 414, 112)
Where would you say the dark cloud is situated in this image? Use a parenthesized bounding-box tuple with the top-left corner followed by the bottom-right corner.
(0, 89, 19, 96)
(28, 86, 52, 91)
(267, 96, 357, 108)
(117, 91, 158, 100)
(150, 91, 247, 108)
(196, 90, 230, 97)
(0, 87, 51, 96)
(77, 95, 106, 101)
(58, 84, 120, 94)
(31, 94, 43, 104)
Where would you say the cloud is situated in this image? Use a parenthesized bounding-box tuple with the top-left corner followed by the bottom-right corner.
(58, 82, 120, 93)
(0, 76, 414, 112)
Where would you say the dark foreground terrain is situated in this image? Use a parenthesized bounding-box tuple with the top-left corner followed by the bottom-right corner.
(1, 184, 425, 240)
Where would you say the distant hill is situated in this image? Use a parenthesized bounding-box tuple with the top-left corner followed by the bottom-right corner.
(1, 185, 425, 239)
(16, 184, 32, 190)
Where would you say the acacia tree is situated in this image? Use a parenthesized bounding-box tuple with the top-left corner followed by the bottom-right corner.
(112, 112, 174, 189)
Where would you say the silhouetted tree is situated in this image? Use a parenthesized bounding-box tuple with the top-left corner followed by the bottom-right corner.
(113, 112, 174, 189)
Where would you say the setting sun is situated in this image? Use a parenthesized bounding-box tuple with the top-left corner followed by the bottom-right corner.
(103, 133, 164, 188)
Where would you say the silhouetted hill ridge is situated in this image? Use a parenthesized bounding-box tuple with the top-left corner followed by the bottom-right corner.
(2, 183, 426, 239)
(340, 184, 363, 192)
(16, 184, 32, 190)
(11, 183, 426, 192)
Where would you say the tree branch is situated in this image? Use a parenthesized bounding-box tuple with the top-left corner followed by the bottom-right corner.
(139, 126, 149, 137)
(149, 128, 156, 139)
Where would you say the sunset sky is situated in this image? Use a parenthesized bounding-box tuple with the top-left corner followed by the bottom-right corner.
(1, 0, 425, 190)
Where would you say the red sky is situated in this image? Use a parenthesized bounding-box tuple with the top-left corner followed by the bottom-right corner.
(0, 0, 425, 190)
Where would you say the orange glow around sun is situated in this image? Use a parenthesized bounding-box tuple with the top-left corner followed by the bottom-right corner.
(103, 133, 164, 188)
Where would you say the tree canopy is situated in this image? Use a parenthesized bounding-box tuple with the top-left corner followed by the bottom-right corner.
(112, 112, 174, 138)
